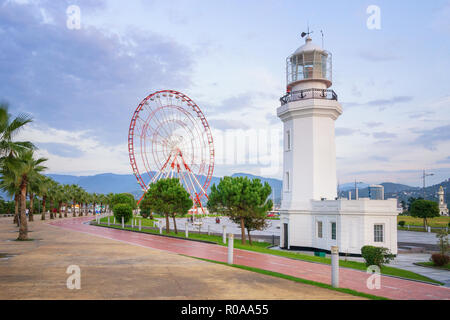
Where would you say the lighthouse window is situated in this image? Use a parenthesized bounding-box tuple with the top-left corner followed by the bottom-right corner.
(317, 221, 323, 238)
(374, 224, 384, 242)
(285, 172, 290, 192)
(286, 130, 291, 151)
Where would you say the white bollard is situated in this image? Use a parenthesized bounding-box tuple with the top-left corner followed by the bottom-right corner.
(159, 224, 163, 234)
(227, 233, 234, 265)
(222, 225, 227, 244)
(331, 246, 339, 288)
(348, 191, 352, 200)
(108, 216, 110, 226)
(427, 226, 431, 233)
(185, 221, 189, 238)
(139, 220, 141, 231)
(131, 219, 134, 229)
(114, 217, 116, 224)
(122, 217, 124, 229)
(208, 225, 210, 236)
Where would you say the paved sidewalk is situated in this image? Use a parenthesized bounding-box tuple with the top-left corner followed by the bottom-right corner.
(0, 216, 358, 300)
(50, 217, 450, 300)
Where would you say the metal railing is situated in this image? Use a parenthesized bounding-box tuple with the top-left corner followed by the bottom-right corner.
(280, 88, 338, 105)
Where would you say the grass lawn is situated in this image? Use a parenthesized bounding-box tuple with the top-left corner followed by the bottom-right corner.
(397, 216, 450, 228)
(416, 261, 450, 271)
(95, 218, 443, 285)
(188, 256, 388, 300)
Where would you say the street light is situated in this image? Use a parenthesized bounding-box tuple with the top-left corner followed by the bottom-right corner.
(422, 169, 434, 199)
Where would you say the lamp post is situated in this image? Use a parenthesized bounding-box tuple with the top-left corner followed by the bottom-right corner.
(422, 170, 434, 199)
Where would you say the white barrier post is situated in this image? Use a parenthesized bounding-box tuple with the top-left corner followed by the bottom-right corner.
(222, 225, 226, 244)
(227, 233, 234, 265)
(114, 217, 116, 224)
(427, 226, 431, 233)
(331, 246, 339, 288)
(139, 219, 141, 231)
(159, 224, 163, 234)
(185, 221, 189, 238)
(108, 216, 110, 226)
(131, 219, 134, 229)
(122, 217, 124, 229)
(208, 225, 210, 236)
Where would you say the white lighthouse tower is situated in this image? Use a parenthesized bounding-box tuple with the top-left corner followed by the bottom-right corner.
(277, 34, 398, 255)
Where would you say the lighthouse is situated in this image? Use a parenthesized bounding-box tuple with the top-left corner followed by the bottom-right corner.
(277, 34, 398, 255)
(278, 35, 341, 210)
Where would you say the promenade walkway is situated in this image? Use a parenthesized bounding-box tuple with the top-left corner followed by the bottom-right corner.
(50, 217, 450, 300)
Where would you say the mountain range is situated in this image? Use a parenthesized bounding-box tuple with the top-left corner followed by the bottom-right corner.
(1, 172, 448, 207)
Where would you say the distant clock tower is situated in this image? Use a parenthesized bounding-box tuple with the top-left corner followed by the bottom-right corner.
(438, 186, 449, 216)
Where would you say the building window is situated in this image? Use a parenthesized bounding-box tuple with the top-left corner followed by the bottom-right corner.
(285, 172, 290, 192)
(331, 222, 336, 240)
(317, 221, 323, 238)
(374, 224, 384, 242)
(286, 129, 291, 151)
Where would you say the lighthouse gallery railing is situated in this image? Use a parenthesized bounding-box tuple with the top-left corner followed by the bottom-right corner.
(280, 88, 338, 105)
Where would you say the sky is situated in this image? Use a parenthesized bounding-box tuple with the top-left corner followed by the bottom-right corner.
(1, 0, 450, 187)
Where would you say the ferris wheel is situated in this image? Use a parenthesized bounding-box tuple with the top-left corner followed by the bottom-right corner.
(128, 90, 215, 212)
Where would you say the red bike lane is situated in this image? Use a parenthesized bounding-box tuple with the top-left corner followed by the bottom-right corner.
(49, 216, 450, 300)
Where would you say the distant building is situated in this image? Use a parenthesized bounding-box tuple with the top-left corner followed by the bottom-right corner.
(438, 186, 449, 216)
(369, 185, 384, 200)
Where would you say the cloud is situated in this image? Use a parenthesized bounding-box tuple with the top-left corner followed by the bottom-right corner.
(358, 50, 400, 62)
(369, 155, 390, 162)
(342, 96, 413, 110)
(209, 119, 250, 130)
(265, 112, 278, 125)
(37, 142, 83, 158)
(335, 127, 358, 137)
(437, 156, 450, 164)
(373, 132, 397, 139)
(365, 122, 383, 128)
(414, 125, 450, 150)
(17, 123, 130, 175)
(0, 0, 194, 145)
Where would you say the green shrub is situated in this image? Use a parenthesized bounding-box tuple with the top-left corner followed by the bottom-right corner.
(361, 245, 395, 267)
(140, 207, 151, 219)
(111, 193, 137, 210)
(398, 221, 405, 227)
(113, 204, 133, 223)
(431, 253, 449, 267)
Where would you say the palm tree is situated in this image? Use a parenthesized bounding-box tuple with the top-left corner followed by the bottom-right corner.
(0, 103, 34, 161)
(0, 161, 21, 225)
(92, 193, 98, 215)
(0, 104, 35, 225)
(14, 150, 47, 240)
(47, 180, 59, 219)
(27, 173, 45, 222)
(38, 177, 53, 220)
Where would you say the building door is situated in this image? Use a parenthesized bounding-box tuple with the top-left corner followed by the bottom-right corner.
(283, 223, 289, 248)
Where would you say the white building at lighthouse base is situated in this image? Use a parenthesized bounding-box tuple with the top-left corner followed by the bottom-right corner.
(280, 199, 398, 256)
